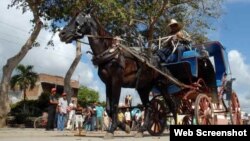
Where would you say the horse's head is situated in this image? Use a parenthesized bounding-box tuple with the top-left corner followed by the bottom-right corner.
(59, 12, 95, 43)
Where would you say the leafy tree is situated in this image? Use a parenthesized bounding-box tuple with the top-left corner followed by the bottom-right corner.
(37, 92, 50, 112)
(0, 0, 43, 127)
(91, 0, 223, 45)
(77, 86, 99, 106)
(10, 64, 38, 101)
(0, 0, 81, 127)
(39, 0, 223, 45)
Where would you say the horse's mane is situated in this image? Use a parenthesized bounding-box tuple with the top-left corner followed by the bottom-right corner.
(89, 15, 116, 55)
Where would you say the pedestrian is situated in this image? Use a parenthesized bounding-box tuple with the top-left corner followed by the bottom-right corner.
(141, 107, 145, 126)
(57, 92, 68, 131)
(95, 102, 104, 131)
(117, 109, 124, 123)
(91, 103, 97, 131)
(66, 99, 76, 130)
(127, 95, 132, 107)
(46, 88, 58, 131)
(124, 108, 131, 127)
(75, 103, 84, 133)
(85, 107, 92, 131)
(103, 108, 110, 131)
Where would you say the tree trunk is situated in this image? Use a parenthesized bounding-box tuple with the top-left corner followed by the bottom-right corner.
(0, 19, 43, 128)
(23, 88, 27, 101)
(64, 41, 82, 102)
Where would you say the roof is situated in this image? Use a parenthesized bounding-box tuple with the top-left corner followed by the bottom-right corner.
(38, 73, 79, 88)
(194, 41, 231, 86)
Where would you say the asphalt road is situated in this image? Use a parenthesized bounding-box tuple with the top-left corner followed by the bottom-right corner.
(0, 128, 169, 141)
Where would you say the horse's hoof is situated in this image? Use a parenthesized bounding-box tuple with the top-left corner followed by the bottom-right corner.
(135, 132, 143, 138)
(125, 125, 131, 134)
(104, 133, 114, 139)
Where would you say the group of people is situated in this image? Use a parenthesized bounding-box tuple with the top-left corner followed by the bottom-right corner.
(117, 107, 145, 130)
(45, 88, 83, 131)
(83, 102, 109, 132)
(45, 88, 108, 132)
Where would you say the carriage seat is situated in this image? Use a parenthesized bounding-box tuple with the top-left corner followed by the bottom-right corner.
(180, 50, 200, 77)
(181, 50, 200, 59)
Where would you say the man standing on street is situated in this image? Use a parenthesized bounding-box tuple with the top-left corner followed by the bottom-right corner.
(57, 92, 68, 131)
(46, 88, 58, 131)
(95, 102, 104, 131)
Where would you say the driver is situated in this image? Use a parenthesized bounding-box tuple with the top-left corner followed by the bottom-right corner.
(154, 19, 192, 67)
(167, 19, 191, 45)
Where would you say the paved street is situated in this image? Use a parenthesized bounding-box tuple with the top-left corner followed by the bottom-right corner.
(0, 128, 169, 141)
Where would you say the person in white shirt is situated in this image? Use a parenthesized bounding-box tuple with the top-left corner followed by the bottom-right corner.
(66, 99, 76, 130)
(124, 108, 131, 127)
(57, 92, 68, 131)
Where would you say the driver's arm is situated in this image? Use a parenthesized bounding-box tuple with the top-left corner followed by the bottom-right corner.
(176, 31, 191, 42)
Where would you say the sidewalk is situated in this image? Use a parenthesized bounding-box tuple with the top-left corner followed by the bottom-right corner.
(0, 128, 169, 141)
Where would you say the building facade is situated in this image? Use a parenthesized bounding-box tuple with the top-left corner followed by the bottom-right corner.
(9, 73, 79, 103)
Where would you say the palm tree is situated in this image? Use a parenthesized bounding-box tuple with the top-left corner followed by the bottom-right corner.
(10, 64, 38, 101)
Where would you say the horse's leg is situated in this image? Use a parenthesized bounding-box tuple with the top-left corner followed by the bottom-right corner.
(104, 84, 115, 139)
(135, 87, 151, 137)
(162, 89, 178, 125)
(104, 76, 125, 139)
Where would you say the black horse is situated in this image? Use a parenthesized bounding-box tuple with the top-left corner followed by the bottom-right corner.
(59, 12, 176, 138)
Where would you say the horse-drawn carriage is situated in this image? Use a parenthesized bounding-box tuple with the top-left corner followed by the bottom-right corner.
(59, 11, 241, 138)
(147, 41, 241, 136)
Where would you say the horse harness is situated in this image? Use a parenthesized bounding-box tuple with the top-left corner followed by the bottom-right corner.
(91, 43, 127, 72)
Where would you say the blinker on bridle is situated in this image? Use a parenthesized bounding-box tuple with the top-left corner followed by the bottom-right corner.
(75, 13, 91, 36)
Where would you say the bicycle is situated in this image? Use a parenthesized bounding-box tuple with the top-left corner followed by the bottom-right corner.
(33, 112, 48, 129)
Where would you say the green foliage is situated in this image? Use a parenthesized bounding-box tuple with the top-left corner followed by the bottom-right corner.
(10, 64, 38, 100)
(8, 0, 224, 45)
(51, 1, 222, 44)
(37, 92, 50, 112)
(100, 101, 106, 108)
(10, 92, 51, 124)
(77, 85, 99, 106)
(10, 100, 41, 124)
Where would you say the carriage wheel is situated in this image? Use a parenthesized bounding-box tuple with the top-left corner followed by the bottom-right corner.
(147, 95, 167, 136)
(229, 92, 241, 125)
(195, 94, 214, 125)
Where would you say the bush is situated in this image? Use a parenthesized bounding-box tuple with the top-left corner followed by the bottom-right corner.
(10, 92, 51, 125)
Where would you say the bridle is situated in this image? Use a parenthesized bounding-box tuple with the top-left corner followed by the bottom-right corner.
(75, 13, 121, 66)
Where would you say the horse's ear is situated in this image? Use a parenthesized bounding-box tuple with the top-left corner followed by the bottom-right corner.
(86, 5, 93, 14)
(86, 4, 97, 14)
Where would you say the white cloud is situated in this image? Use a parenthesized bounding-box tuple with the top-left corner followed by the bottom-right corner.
(228, 50, 250, 113)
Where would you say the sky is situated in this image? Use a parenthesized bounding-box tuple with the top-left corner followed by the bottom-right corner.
(0, 0, 250, 112)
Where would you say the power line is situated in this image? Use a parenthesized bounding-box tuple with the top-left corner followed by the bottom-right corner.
(0, 20, 50, 41)
(0, 21, 29, 33)
(0, 38, 78, 61)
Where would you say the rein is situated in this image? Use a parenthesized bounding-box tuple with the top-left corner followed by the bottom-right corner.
(77, 34, 114, 45)
(87, 35, 114, 39)
(78, 34, 122, 66)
